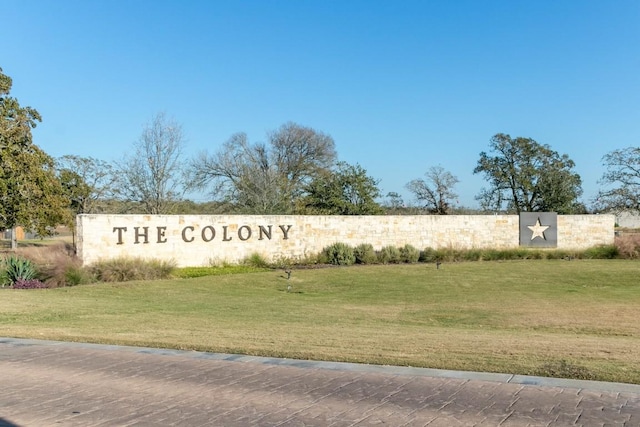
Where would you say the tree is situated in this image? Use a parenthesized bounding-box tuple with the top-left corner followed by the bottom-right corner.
(595, 147, 640, 212)
(57, 155, 118, 215)
(0, 67, 70, 248)
(299, 162, 383, 215)
(406, 166, 459, 214)
(189, 122, 336, 214)
(384, 192, 405, 209)
(116, 112, 186, 214)
(474, 133, 583, 214)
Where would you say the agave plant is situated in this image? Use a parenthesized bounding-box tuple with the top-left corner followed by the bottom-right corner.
(1, 256, 38, 287)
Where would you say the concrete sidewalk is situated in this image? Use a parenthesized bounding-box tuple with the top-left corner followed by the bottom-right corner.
(0, 338, 638, 426)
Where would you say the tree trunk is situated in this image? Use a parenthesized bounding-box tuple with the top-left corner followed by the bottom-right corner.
(10, 227, 18, 250)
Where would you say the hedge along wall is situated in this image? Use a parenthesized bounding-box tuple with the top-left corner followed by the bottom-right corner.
(76, 214, 615, 267)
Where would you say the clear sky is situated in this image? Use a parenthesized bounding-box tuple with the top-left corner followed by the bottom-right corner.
(3, 0, 639, 207)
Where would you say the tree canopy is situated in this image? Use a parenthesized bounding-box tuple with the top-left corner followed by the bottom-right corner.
(57, 155, 119, 215)
(0, 67, 69, 243)
(299, 162, 383, 215)
(406, 166, 459, 214)
(474, 133, 583, 214)
(189, 122, 336, 214)
(596, 147, 640, 213)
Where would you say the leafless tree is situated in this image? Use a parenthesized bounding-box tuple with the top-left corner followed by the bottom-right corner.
(406, 165, 459, 214)
(595, 146, 640, 213)
(116, 112, 186, 214)
(189, 122, 336, 214)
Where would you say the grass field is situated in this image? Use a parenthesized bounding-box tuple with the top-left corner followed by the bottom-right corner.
(1, 260, 639, 384)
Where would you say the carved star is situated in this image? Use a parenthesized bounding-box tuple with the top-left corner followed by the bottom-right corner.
(528, 218, 549, 241)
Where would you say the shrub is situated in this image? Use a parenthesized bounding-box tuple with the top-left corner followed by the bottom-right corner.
(489, 250, 503, 260)
(615, 233, 640, 259)
(433, 248, 461, 262)
(377, 245, 401, 264)
(583, 245, 619, 259)
(244, 252, 270, 269)
(1, 256, 38, 287)
(315, 250, 329, 265)
(322, 242, 356, 266)
(63, 265, 96, 286)
(89, 257, 176, 282)
(527, 250, 545, 260)
(545, 250, 571, 260)
(462, 249, 483, 261)
(399, 244, 420, 263)
(354, 243, 377, 264)
(12, 278, 48, 289)
(420, 247, 438, 263)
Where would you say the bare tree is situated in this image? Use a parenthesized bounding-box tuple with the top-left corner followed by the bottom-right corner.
(406, 165, 459, 214)
(116, 112, 186, 214)
(189, 122, 336, 214)
(595, 146, 640, 213)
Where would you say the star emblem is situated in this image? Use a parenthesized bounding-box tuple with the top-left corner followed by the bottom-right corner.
(527, 218, 549, 241)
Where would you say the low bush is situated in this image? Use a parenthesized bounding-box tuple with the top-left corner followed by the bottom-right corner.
(462, 249, 483, 261)
(12, 278, 48, 289)
(243, 253, 270, 269)
(526, 250, 545, 260)
(89, 257, 176, 282)
(322, 242, 356, 266)
(419, 247, 438, 263)
(615, 233, 640, 259)
(399, 244, 420, 263)
(377, 245, 401, 264)
(545, 249, 571, 260)
(433, 248, 463, 262)
(354, 243, 377, 264)
(63, 265, 96, 286)
(583, 245, 619, 259)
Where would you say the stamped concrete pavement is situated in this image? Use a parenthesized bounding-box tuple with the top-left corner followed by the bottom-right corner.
(0, 338, 639, 426)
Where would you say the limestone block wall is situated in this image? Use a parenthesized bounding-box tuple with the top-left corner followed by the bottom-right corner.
(76, 214, 615, 267)
(557, 215, 616, 249)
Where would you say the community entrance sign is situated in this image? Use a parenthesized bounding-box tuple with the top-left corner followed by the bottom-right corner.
(76, 214, 615, 267)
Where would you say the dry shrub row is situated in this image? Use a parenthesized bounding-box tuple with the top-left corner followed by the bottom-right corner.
(615, 233, 640, 259)
(8, 243, 174, 287)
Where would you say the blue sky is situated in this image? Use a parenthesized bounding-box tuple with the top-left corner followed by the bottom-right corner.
(3, 0, 639, 207)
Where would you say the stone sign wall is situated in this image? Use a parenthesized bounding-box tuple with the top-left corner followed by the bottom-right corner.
(76, 214, 615, 267)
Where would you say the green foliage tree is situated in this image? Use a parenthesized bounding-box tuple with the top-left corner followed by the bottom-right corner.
(189, 122, 337, 214)
(299, 161, 383, 215)
(595, 147, 640, 213)
(406, 165, 459, 214)
(56, 155, 118, 215)
(474, 133, 583, 214)
(0, 67, 70, 248)
(116, 112, 186, 214)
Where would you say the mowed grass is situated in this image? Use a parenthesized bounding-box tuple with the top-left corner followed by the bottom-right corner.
(1, 260, 639, 384)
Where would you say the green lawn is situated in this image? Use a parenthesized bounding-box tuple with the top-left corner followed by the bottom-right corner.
(1, 260, 639, 384)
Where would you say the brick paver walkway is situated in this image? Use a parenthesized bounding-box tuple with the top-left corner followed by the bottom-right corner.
(1, 338, 639, 426)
